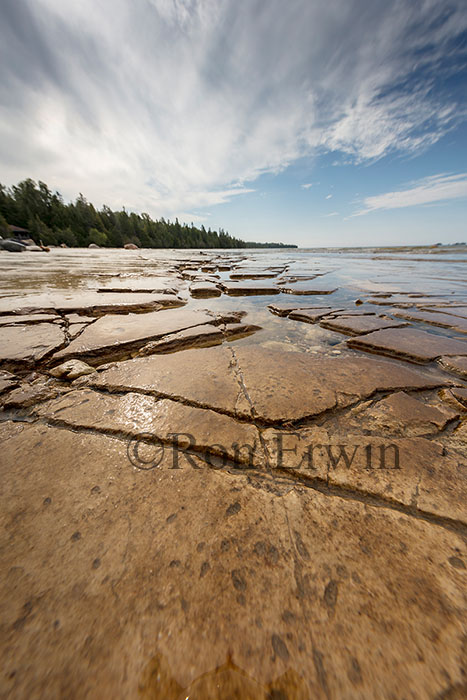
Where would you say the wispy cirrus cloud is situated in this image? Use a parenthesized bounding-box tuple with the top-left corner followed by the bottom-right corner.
(0, 0, 466, 220)
(353, 173, 467, 216)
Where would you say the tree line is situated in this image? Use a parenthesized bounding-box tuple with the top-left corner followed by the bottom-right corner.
(0, 179, 295, 249)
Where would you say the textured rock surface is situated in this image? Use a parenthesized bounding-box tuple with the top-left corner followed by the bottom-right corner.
(1, 248, 466, 699)
(391, 308, 467, 333)
(189, 281, 222, 298)
(268, 304, 342, 318)
(93, 347, 450, 423)
(347, 390, 459, 435)
(0, 323, 65, 365)
(35, 389, 263, 466)
(0, 291, 183, 315)
(280, 282, 337, 295)
(0, 313, 60, 325)
(438, 355, 467, 379)
(348, 327, 467, 362)
(49, 359, 97, 380)
(221, 281, 280, 296)
(320, 314, 408, 335)
(53, 309, 229, 362)
(0, 423, 465, 699)
(262, 427, 466, 523)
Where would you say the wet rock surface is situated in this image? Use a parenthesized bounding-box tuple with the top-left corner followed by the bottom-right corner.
(93, 346, 451, 423)
(1, 247, 466, 698)
(53, 309, 238, 363)
(0, 423, 465, 699)
(348, 327, 467, 363)
(0, 323, 66, 366)
(319, 314, 408, 335)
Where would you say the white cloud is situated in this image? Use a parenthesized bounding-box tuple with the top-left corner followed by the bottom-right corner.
(353, 173, 467, 216)
(324, 211, 339, 217)
(325, 194, 333, 199)
(302, 183, 313, 189)
(0, 0, 466, 220)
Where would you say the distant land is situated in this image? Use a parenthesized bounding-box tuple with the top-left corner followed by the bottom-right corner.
(0, 179, 296, 250)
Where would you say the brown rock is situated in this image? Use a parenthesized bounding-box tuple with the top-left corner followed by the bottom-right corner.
(0, 370, 19, 394)
(49, 360, 97, 380)
(350, 391, 459, 436)
(320, 315, 407, 336)
(230, 271, 278, 280)
(391, 308, 467, 334)
(189, 281, 222, 298)
(137, 322, 260, 356)
(438, 355, 467, 379)
(221, 281, 280, 296)
(0, 423, 465, 698)
(3, 380, 62, 408)
(53, 309, 229, 363)
(36, 389, 263, 467)
(0, 323, 66, 366)
(348, 328, 467, 363)
(263, 427, 466, 523)
(288, 308, 343, 323)
(279, 282, 337, 295)
(93, 347, 450, 423)
(0, 313, 60, 326)
(268, 304, 342, 318)
(0, 291, 184, 315)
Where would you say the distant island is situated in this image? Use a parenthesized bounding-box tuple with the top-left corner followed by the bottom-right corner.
(0, 179, 296, 250)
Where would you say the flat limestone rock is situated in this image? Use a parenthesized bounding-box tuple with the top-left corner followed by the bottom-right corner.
(349, 391, 459, 436)
(92, 346, 249, 417)
(420, 305, 467, 319)
(263, 427, 466, 523)
(137, 322, 260, 356)
(0, 370, 19, 394)
(450, 387, 467, 408)
(391, 308, 467, 334)
(320, 315, 408, 336)
(0, 422, 465, 698)
(0, 313, 60, 326)
(65, 313, 96, 324)
(279, 282, 337, 295)
(365, 295, 457, 308)
(93, 346, 450, 424)
(189, 281, 222, 298)
(96, 276, 179, 294)
(36, 389, 263, 467)
(438, 355, 467, 379)
(268, 304, 342, 318)
(221, 281, 280, 296)
(288, 308, 342, 323)
(53, 309, 224, 363)
(230, 271, 278, 280)
(0, 291, 184, 315)
(2, 380, 62, 408)
(0, 323, 66, 365)
(138, 324, 224, 355)
(348, 327, 467, 363)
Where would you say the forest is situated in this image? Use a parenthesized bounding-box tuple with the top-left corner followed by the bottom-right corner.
(0, 179, 295, 249)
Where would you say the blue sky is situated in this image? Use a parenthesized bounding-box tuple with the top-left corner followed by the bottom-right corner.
(1, 0, 467, 246)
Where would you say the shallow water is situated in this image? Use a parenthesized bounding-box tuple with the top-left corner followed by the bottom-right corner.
(1, 246, 465, 356)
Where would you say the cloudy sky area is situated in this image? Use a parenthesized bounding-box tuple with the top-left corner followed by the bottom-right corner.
(1, 0, 467, 245)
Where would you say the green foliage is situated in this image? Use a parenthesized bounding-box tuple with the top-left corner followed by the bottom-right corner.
(88, 228, 108, 247)
(0, 178, 296, 249)
(0, 213, 9, 237)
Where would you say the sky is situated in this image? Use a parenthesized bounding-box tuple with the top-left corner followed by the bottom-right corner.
(1, 0, 467, 246)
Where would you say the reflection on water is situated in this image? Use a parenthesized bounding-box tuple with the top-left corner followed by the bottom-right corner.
(1, 246, 465, 354)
